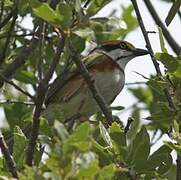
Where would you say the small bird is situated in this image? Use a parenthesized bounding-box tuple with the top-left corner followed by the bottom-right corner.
(4, 40, 149, 151)
(44, 40, 149, 121)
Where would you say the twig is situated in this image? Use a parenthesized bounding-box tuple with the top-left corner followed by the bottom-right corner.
(0, 74, 35, 101)
(124, 117, 134, 133)
(0, 11, 18, 65)
(69, 44, 113, 126)
(0, 12, 13, 30)
(37, 21, 46, 81)
(116, 101, 139, 116)
(143, 0, 181, 55)
(125, 81, 147, 86)
(26, 29, 65, 166)
(0, 134, 18, 179)
(0, 32, 33, 39)
(0, 29, 40, 88)
(0, 1, 4, 22)
(0, 99, 34, 105)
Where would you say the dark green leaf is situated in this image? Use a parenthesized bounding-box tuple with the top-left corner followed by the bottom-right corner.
(14, 70, 37, 85)
(13, 126, 27, 170)
(56, 3, 73, 29)
(127, 107, 140, 141)
(110, 106, 125, 111)
(126, 126, 150, 167)
(70, 33, 86, 53)
(155, 53, 180, 72)
(32, 2, 63, 26)
(158, 27, 167, 53)
(98, 164, 116, 180)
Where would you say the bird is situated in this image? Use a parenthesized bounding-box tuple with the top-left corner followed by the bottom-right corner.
(43, 40, 149, 122)
(4, 40, 149, 151)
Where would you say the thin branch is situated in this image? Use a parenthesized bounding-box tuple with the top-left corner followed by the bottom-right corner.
(143, 0, 181, 55)
(37, 21, 46, 81)
(0, 1, 4, 22)
(0, 74, 35, 101)
(69, 44, 113, 127)
(0, 29, 40, 88)
(0, 12, 13, 30)
(0, 32, 34, 39)
(125, 81, 147, 86)
(0, 13, 18, 65)
(26, 29, 65, 166)
(124, 117, 134, 134)
(0, 99, 34, 105)
(0, 134, 18, 179)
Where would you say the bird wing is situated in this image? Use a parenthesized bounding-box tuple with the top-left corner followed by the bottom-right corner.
(45, 52, 108, 106)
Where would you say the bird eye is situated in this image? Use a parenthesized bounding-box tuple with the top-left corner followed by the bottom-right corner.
(120, 42, 127, 49)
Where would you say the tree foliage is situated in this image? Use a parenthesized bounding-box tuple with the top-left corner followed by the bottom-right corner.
(0, 0, 180, 179)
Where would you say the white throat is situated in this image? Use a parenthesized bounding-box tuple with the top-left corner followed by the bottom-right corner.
(95, 49, 134, 70)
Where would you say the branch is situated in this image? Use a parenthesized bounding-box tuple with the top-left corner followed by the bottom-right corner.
(124, 117, 134, 134)
(143, 0, 181, 55)
(26, 29, 65, 166)
(0, 99, 34, 105)
(0, 134, 18, 179)
(37, 21, 46, 81)
(0, 0, 18, 65)
(70, 44, 113, 126)
(0, 74, 35, 101)
(125, 81, 147, 86)
(0, 29, 39, 88)
(0, 12, 13, 30)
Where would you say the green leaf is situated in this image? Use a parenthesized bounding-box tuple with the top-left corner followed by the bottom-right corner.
(121, 5, 138, 31)
(148, 78, 168, 94)
(98, 164, 116, 180)
(173, 120, 180, 133)
(70, 33, 86, 53)
(110, 106, 125, 111)
(141, 145, 172, 174)
(71, 122, 90, 142)
(127, 108, 140, 141)
(164, 141, 181, 155)
(158, 27, 167, 53)
(54, 120, 69, 142)
(165, 0, 181, 26)
(73, 141, 92, 152)
(128, 87, 152, 105)
(63, 122, 90, 154)
(32, 2, 63, 26)
(87, 0, 112, 16)
(99, 121, 112, 147)
(109, 122, 126, 159)
(14, 70, 37, 85)
(155, 53, 180, 72)
(76, 159, 99, 178)
(13, 126, 27, 170)
(56, 3, 73, 29)
(126, 126, 150, 167)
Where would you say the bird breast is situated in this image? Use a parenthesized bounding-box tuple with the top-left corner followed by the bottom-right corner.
(94, 68, 125, 103)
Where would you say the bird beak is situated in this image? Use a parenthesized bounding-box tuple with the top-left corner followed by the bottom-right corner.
(133, 48, 149, 56)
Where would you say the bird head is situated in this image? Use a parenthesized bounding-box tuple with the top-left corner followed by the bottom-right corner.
(92, 40, 149, 69)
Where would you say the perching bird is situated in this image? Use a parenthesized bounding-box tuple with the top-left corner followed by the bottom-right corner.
(4, 40, 149, 151)
(43, 40, 149, 121)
